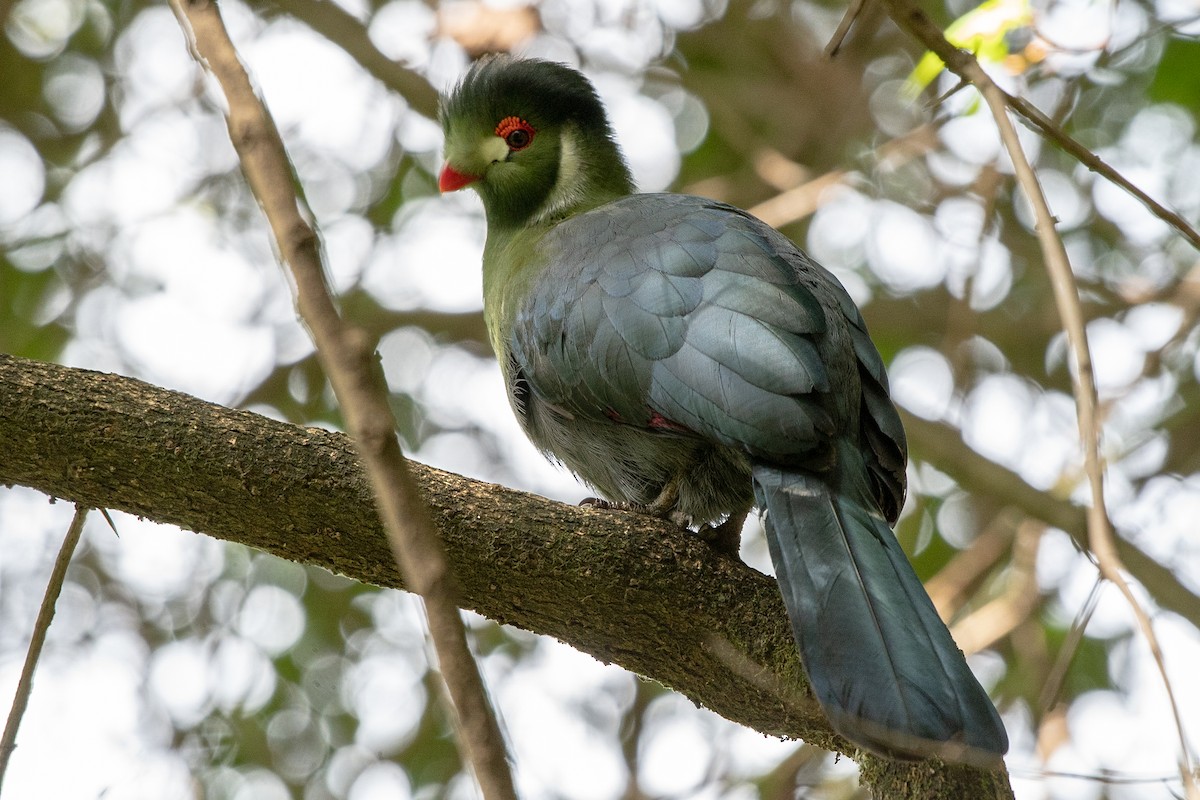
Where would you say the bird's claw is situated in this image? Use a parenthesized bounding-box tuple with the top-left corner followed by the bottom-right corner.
(579, 496, 686, 526)
(579, 497, 627, 511)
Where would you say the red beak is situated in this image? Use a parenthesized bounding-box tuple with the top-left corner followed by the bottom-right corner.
(439, 163, 480, 193)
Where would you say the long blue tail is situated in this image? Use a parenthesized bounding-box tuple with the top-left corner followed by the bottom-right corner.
(752, 444, 1008, 759)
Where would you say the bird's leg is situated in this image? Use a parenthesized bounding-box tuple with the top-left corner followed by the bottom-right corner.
(645, 480, 680, 517)
(646, 479, 697, 528)
(697, 508, 749, 557)
(579, 480, 688, 525)
(581, 482, 745, 554)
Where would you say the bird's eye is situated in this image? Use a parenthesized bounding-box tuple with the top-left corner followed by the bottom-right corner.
(495, 116, 536, 151)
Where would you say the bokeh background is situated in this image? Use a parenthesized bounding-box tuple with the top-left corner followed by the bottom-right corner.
(2, 0, 1199, 797)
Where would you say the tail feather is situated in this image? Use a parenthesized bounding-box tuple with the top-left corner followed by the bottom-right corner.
(752, 444, 1008, 759)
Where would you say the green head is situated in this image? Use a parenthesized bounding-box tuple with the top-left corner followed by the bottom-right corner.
(438, 57, 635, 229)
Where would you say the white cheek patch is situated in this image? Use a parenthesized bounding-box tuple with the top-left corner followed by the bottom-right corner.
(482, 136, 509, 164)
(535, 128, 585, 223)
(555, 131, 581, 192)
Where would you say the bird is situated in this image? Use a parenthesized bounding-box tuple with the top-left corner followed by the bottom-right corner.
(437, 55, 1008, 760)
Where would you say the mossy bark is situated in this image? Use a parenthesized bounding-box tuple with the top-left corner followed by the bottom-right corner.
(0, 353, 1013, 799)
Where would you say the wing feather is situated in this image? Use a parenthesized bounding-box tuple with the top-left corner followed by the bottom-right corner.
(509, 193, 901, 472)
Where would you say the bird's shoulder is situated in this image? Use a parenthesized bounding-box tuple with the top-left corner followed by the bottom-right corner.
(525, 192, 834, 333)
(539, 192, 804, 279)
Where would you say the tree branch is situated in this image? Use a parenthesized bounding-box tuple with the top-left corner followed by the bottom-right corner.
(876, 0, 1200, 251)
(0, 506, 87, 791)
(0, 353, 1014, 799)
(169, 1, 514, 795)
(258, 0, 440, 119)
(901, 412, 1200, 630)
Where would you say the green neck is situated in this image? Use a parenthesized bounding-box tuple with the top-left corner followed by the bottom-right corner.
(480, 223, 542, 360)
(477, 126, 633, 360)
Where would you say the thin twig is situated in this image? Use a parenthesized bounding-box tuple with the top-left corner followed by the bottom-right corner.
(1038, 576, 1103, 714)
(747, 170, 846, 229)
(1010, 765, 1191, 787)
(825, 0, 868, 58)
(167, 3, 516, 798)
(976, 62, 1198, 800)
(618, 681, 653, 800)
(886, 2, 1199, 789)
(880, 0, 1200, 250)
(1006, 91, 1199, 250)
(0, 506, 88, 791)
(258, 0, 440, 118)
(1139, 261, 1200, 378)
(745, 123, 940, 229)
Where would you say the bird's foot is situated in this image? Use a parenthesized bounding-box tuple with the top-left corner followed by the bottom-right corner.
(645, 481, 680, 517)
(579, 489, 689, 528)
(579, 497, 629, 511)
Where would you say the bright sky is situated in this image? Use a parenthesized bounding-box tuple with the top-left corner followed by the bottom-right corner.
(1, 0, 1199, 798)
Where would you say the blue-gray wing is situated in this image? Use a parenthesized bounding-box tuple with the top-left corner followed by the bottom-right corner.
(510, 193, 905, 508)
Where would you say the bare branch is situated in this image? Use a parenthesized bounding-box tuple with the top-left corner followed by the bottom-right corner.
(1039, 577, 1103, 714)
(877, 2, 1198, 785)
(974, 43, 1197, 798)
(258, 0, 440, 118)
(901, 412, 1200, 629)
(950, 520, 1043, 655)
(168, 3, 515, 797)
(736, 124, 940, 229)
(879, 0, 1200, 251)
(825, 0, 869, 58)
(747, 169, 846, 229)
(0, 506, 87, 791)
(926, 509, 1018, 620)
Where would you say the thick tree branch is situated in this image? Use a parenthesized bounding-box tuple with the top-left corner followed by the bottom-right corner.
(0, 353, 1013, 799)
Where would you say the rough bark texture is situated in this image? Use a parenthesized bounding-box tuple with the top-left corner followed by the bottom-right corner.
(0, 353, 1014, 799)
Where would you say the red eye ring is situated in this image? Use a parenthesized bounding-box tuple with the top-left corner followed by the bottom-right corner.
(496, 116, 536, 151)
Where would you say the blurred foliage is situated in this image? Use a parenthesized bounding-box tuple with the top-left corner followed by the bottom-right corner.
(1150, 36, 1200, 113)
(907, 0, 1034, 94)
(2, 0, 1200, 798)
